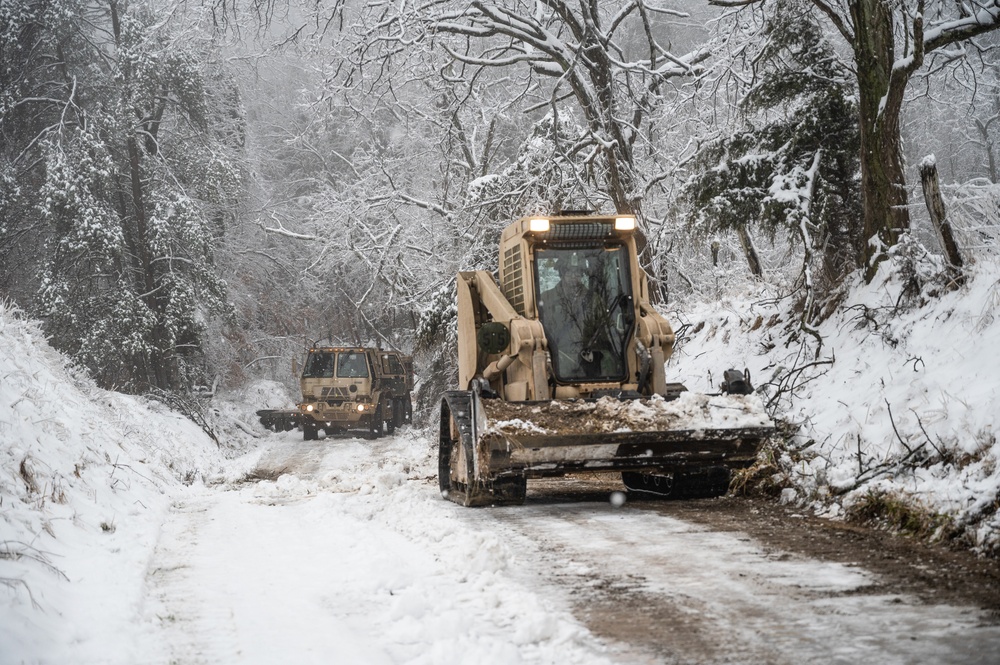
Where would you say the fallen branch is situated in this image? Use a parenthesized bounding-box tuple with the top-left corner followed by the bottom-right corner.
(0, 577, 42, 610)
(911, 410, 947, 460)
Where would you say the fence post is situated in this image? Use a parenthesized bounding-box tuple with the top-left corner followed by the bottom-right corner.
(919, 155, 965, 277)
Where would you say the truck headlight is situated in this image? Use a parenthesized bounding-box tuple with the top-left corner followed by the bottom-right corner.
(305, 404, 314, 412)
(357, 403, 366, 412)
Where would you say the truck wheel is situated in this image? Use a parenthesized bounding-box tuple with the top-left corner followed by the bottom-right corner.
(404, 397, 413, 424)
(303, 423, 318, 441)
(385, 403, 396, 434)
(370, 407, 385, 439)
(396, 398, 405, 427)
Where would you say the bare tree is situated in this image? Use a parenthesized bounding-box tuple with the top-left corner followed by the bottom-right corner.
(349, 0, 711, 252)
(711, 0, 1000, 280)
(971, 85, 1000, 183)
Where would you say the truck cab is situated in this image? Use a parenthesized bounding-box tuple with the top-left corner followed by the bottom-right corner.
(298, 346, 395, 440)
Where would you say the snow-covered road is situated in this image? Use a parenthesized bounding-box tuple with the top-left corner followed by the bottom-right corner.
(137, 429, 1000, 665)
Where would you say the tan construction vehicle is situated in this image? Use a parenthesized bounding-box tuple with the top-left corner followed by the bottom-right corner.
(439, 212, 774, 506)
(297, 346, 413, 440)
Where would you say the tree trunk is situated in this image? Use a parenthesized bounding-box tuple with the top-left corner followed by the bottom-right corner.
(858, 118, 910, 279)
(580, 34, 649, 266)
(974, 92, 999, 183)
(116, 0, 169, 391)
(850, 0, 911, 282)
(737, 225, 764, 278)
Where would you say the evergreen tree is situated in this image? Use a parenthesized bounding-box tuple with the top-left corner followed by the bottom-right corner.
(1, 1, 243, 391)
(684, 2, 861, 288)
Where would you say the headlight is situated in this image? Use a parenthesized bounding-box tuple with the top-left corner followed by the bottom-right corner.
(356, 403, 366, 412)
(528, 217, 550, 233)
(614, 215, 636, 231)
(305, 404, 314, 412)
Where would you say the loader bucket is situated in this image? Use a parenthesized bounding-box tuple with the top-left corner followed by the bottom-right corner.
(438, 390, 775, 506)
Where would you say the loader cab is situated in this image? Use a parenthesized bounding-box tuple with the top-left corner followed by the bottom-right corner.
(535, 245, 634, 383)
(500, 214, 641, 387)
(479, 212, 672, 401)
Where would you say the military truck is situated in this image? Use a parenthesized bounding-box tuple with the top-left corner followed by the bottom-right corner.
(376, 350, 415, 427)
(296, 346, 413, 440)
(438, 212, 775, 506)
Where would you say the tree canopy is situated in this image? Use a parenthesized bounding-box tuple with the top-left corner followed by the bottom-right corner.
(2, 0, 999, 396)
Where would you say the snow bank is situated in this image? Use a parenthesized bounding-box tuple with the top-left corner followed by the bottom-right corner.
(0, 301, 262, 662)
(668, 248, 1000, 554)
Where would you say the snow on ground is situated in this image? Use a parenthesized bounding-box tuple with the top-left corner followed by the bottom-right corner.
(135, 435, 615, 665)
(0, 300, 612, 664)
(3, 283, 1000, 664)
(667, 246, 1000, 554)
(0, 301, 262, 663)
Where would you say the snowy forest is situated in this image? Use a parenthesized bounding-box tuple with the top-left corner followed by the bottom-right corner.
(2, 0, 997, 397)
(7, 1, 1000, 660)
(4, 2, 1000, 542)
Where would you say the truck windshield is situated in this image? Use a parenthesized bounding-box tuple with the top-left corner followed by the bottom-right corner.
(302, 351, 335, 378)
(337, 351, 369, 378)
(534, 244, 633, 383)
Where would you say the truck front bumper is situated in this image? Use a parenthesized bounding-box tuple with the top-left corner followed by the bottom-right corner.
(300, 401, 376, 428)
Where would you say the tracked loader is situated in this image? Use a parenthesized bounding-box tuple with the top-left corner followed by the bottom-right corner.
(439, 212, 774, 506)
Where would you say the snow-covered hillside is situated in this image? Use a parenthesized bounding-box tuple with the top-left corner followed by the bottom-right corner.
(0, 300, 265, 662)
(0, 301, 618, 664)
(668, 245, 1000, 555)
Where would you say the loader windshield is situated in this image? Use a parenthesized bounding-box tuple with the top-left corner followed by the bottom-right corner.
(535, 245, 633, 383)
